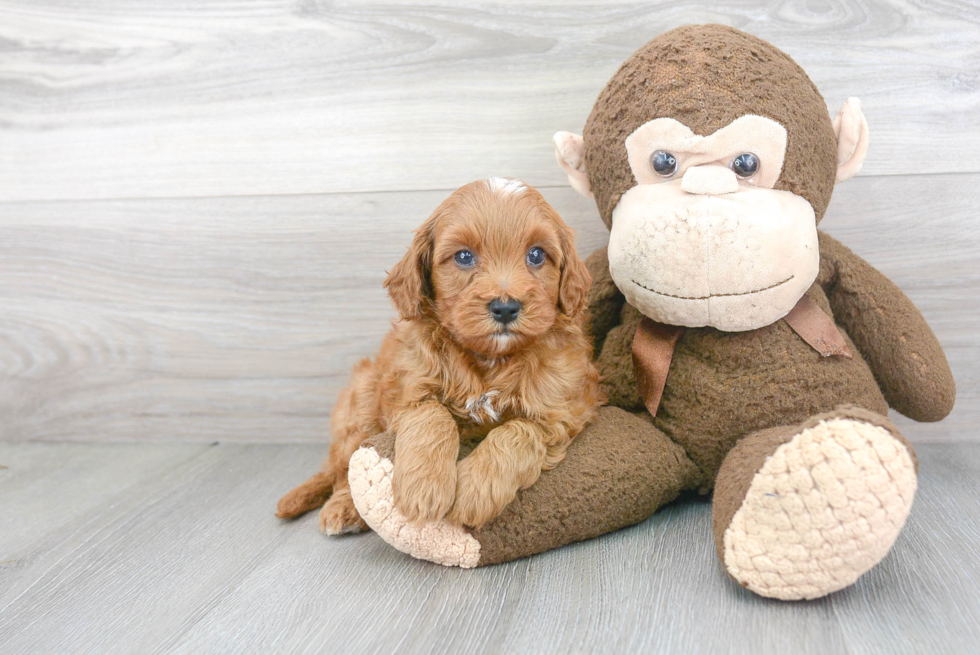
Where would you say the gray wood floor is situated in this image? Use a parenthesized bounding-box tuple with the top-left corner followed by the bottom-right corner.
(0, 441, 978, 654)
(2, 1, 979, 653)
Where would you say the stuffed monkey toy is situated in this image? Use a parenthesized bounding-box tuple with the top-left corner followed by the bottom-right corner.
(346, 24, 956, 600)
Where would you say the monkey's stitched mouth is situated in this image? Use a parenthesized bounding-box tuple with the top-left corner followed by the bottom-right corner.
(631, 275, 795, 300)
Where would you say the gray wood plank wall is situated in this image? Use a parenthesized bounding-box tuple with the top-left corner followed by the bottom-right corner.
(2, 3, 979, 654)
(1, 0, 977, 446)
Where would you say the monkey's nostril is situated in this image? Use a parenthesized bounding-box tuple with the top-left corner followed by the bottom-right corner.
(488, 298, 521, 325)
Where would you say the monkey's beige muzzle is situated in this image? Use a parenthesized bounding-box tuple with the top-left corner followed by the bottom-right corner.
(608, 182, 819, 332)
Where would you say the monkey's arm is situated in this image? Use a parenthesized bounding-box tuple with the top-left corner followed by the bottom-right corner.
(583, 246, 644, 409)
(584, 246, 625, 356)
(817, 231, 955, 422)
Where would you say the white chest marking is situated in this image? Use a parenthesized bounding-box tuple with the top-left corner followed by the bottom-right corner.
(465, 390, 500, 424)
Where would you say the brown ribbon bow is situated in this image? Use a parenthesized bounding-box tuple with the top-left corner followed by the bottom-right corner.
(631, 294, 851, 417)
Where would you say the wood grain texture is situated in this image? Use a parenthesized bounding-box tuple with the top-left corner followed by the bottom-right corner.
(0, 186, 605, 443)
(0, 0, 978, 201)
(1, 175, 975, 443)
(0, 441, 977, 654)
(0, 175, 980, 442)
(0, 3, 976, 652)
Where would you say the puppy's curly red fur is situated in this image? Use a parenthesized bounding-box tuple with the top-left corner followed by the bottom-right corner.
(277, 179, 603, 533)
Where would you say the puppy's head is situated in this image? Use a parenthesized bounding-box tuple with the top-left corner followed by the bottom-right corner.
(384, 178, 591, 356)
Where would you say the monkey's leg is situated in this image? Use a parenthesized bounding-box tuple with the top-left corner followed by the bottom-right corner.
(713, 405, 917, 601)
(347, 406, 701, 567)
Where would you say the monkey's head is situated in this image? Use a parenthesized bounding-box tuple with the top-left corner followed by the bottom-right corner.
(554, 24, 869, 331)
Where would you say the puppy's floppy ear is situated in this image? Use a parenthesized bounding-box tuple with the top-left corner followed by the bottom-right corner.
(556, 223, 591, 318)
(384, 217, 435, 320)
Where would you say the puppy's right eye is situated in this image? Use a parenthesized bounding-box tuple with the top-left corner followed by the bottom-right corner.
(454, 250, 475, 267)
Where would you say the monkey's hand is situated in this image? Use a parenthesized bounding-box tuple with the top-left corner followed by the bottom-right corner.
(818, 231, 955, 422)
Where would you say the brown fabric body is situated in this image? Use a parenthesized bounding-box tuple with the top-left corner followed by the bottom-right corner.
(631, 296, 852, 419)
(364, 432, 396, 460)
(596, 253, 887, 485)
(584, 247, 625, 356)
(818, 233, 956, 421)
(711, 405, 917, 564)
(472, 406, 701, 566)
(361, 409, 701, 567)
(591, 229, 954, 487)
(584, 24, 838, 228)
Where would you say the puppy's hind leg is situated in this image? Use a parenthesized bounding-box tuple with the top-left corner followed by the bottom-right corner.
(276, 379, 371, 520)
(316, 426, 374, 534)
(276, 469, 337, 519)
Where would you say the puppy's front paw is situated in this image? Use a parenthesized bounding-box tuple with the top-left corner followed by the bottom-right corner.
(393, 458, 456, 523)
(448, 455, 517, 529)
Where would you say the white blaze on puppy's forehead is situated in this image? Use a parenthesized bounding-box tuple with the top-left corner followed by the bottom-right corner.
(486, 177, 527, 196)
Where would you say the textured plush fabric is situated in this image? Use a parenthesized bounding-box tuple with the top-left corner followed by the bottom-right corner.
(607, 182, 820, 331)
(584, 247, 625, 356)
(349, 443, 482, 568)
(351, 408, 701, 567)
(593, 240, 895, 484)
(713, 407, 917, 600)
(584, 24, 838, 228)
(819, 232, 956, 421)
(712, 405, 917, 567)
(472, 406, 701, 565)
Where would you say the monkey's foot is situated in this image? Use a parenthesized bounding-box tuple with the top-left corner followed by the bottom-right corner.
(348, 443, 481, 568)
(714, 407, 917, 601)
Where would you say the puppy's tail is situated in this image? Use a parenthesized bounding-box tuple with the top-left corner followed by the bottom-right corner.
(276, 470, 337, 519)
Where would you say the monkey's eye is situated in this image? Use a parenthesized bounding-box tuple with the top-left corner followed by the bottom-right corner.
(651, 150, 678, 177)
(454, 250, 476, 267)
(731, 153, 760, 178)
(526, 247, 546, 267)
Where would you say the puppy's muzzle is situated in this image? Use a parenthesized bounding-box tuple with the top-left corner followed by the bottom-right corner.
(488, 298, 521, 325)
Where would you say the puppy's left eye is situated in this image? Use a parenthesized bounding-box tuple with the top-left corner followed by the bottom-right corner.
(526, 247, 546, 267)
(454, 250, 476, 267)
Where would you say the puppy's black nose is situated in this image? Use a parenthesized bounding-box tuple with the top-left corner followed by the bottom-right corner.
(488, 298, 521, 325)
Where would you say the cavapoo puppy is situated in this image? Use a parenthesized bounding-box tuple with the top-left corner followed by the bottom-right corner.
(277, 178, 603, 534)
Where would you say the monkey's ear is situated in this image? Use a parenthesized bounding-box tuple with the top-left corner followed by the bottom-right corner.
(383, 220, 434, 320)
(832, 98, 870, 183)
(553, 132, 594, 199)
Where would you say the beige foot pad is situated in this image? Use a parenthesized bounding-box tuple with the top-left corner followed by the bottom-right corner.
(723, 418, 917, 600)
(348, 446, 481, 568)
